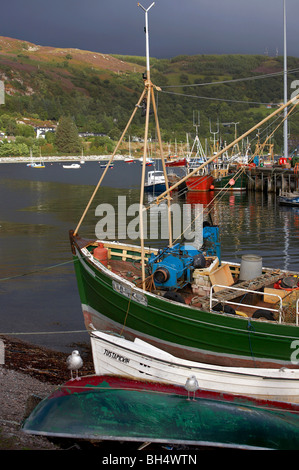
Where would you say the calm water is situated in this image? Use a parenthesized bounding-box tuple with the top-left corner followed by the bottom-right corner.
(0, 161, 298, 353)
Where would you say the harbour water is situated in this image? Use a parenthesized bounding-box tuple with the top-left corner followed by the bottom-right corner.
(0, 160, 298, 353)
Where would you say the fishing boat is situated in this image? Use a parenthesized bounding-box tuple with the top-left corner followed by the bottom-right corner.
(278, 190, 299, 207)
(165, 157, 187, 167)
(62, 163, 81, 169)
(70, 4, 299, 370)
(212, 163, 248, 191)
(90, 330, 299, 404)
(144, 170, 166, 193)
(185, 173, 214, 192)
(69, 197, 299, 371)
(21, 373, 299, 450)
(185, 157, 214, 192)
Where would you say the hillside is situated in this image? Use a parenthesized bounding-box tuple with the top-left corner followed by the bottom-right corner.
(0, 36, 298, 156)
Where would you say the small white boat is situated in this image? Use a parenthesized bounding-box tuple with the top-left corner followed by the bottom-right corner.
(139, 157, 154, 166)
(62, 163, 81, 169)
(90, 330, 299, 404)
(99, 162, 114, 168)
(278, 190, 299, 207)
(27, 162, 45, 168)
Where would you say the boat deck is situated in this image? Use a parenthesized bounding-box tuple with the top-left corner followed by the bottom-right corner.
(107, 258, 297, 322)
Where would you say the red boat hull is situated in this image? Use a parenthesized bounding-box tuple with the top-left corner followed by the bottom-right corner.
(166, 158, 186, 167)
(186, 175, 214, 192)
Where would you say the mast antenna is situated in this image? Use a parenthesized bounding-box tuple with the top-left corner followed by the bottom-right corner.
(283, 0, 288, 159)
(138, 2, 155, 80)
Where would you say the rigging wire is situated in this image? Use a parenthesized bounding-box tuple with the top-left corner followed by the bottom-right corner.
(157, 67, 299, 105)
(161, 67, 299, 89)
(159, 89, 280, 106)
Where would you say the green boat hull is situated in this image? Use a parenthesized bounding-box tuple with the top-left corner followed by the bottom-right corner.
(70, 234, 299, 369)
(22, 375, 299, 450)
(213, 173, 248, 191)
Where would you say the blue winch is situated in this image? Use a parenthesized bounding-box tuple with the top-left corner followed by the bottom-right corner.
(148, 225, 221, 290)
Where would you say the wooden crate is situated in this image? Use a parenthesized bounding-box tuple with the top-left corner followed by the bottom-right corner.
(209, 264, 234, 292)
(263, 287, 288, 304)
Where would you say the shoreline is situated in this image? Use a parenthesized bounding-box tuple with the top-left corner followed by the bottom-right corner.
(0, 155, 125, 163)
(0, 334, 94, 450)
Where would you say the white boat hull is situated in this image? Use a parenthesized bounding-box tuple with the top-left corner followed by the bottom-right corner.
(63, 164, 81, 169)
(90, 330, 299, 403)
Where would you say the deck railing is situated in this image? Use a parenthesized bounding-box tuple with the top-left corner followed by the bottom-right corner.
(210, 284, 283, 323)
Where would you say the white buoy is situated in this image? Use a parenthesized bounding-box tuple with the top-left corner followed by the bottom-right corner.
(66, 350, 83, 381)
(184, 376, 199, 400)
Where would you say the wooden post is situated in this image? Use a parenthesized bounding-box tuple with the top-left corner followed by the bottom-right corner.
(139, 84, 151, 288)
(150, 85, 173, 247)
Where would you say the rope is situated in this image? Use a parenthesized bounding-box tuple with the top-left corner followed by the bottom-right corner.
(0, 259, 74, 282)
(0, 329, 87, 336)
(0, 252, 95, 284)
(119, 292, 132, 337)
(247, 319, 257, 367)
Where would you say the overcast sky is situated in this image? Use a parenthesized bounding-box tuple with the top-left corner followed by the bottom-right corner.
(0, 0, 298, 58)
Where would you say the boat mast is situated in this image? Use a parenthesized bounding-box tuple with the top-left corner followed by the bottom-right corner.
(283, 0, 288, 160)
(138, 2, 173, 287)
(74, 3, 172, 261)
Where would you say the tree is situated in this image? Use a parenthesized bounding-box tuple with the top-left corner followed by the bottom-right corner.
(55, 116, 81, 154)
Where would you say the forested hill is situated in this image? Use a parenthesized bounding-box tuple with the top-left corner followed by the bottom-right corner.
(0, 36, 299, 154)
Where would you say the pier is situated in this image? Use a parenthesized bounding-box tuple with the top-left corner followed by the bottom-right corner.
(242, 166, 298, 193)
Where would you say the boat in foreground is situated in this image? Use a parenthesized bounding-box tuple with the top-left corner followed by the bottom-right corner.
(21, 374, 299, 450)
(70, 230, 299, 369)
(90, 330, 299, 404)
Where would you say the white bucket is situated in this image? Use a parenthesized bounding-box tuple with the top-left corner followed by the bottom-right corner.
(239, 254, 262, 281)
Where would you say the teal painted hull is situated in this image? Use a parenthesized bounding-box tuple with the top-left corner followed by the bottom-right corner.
(70, 233, 299, 369)
(22, 375, 299, 449)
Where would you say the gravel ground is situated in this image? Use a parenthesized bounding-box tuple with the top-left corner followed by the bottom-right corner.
(0, 335, 94, 450)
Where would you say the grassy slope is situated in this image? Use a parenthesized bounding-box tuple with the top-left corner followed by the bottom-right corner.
(0, 36, 298, 152)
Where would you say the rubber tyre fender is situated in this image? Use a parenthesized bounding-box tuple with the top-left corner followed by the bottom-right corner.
(163, 292, 186, 304)
(212, 303, 236, 315)
(252, 309, 275, 321)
